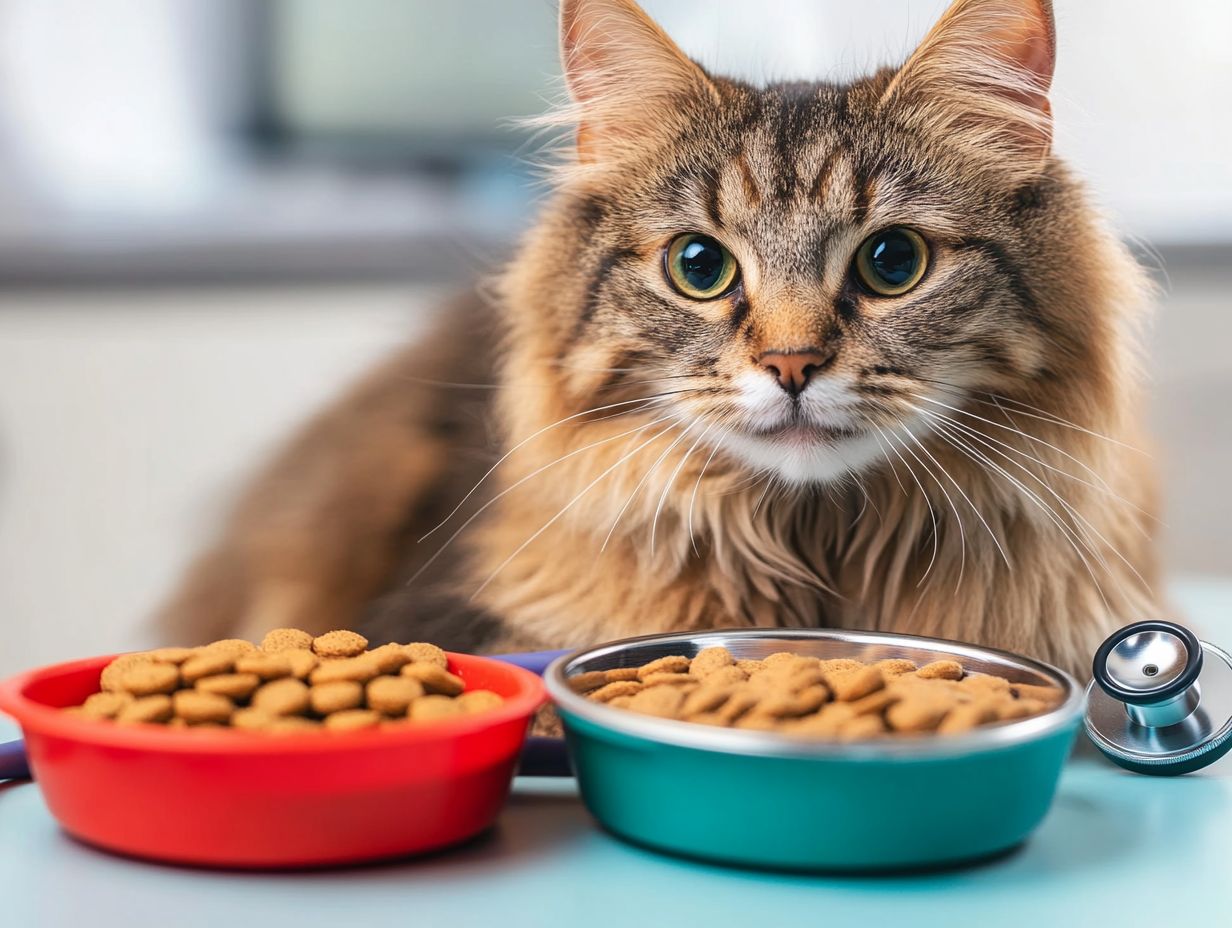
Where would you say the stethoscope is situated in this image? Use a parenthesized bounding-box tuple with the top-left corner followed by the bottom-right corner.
(1086, 620, 1232, 775)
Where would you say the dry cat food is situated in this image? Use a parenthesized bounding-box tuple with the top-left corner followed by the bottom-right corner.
(572, 647, 1063, 740)
(63, 629, 503, 732)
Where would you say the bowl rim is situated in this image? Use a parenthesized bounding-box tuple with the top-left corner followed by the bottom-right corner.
(0, 651, 546, 755)
(545, 627, 1085, 760)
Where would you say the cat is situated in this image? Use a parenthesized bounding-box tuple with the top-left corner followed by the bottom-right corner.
(158, 0, 1160, 681)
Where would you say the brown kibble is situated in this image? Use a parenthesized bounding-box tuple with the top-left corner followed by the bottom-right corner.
(457, 690, 504, 714)
(568, 671, 609, 693)
(202, 639, 258, 659)
(714, 688, 761, 723)
(402, 642, 448, 668)
(260, 628, 314, 653)
(269, 717, 321, 733)
(938, 702, 1000, 734)
(636, 655, 691, 679)
(118, 662, 180, 697)
(324, 709, 381, 731)
(180, 650, 236, 683)
(251, 678, 310, 716)
(400, 662, 464, 696)
(116, 695, 174, 725)
(173, 690, 234, 724)
(603, 667, 641, 682)
(145, 647, 196, 665)
(312, 630, 369, 658)
(284, 648, 319, 679)
(81, 691, 134, 719)
(1012, 683, 1064, 705)
(367, 642, 412, 674)
(231, 708, 275, 730)
(703, 665, 748, 686)
(915, 660, 964, 681)
(589, 680, 642, 702)
(828, 666, 885, 702)
(962, 673, 1012, 696)
(689, 646, 734, 677)
(681, 684, 737, 716)
(310, 655, 380, 685)
(847, 688, 899, 717)
(640, 672, 698, 688)
(819, 658, 866, 674)
(997, 697, 1047, 720)
(735, 713, 780, 731)
(366, 676, 424, 715)
(872, 658, 917, 676)
(235, 652, 294, 681)
(409, 695, 462, 722)
(310, 680, 364, 715)
(99, 653, 154, 692)
(838, 714, 887, 741)
(887, 697, 952, 733)
(626, 685, 685, 718)
(735, 659, 765, 675)
(196, 672, 261, 701)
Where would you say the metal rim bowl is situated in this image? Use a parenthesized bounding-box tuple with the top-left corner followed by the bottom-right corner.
(545, 627, 1084, 873)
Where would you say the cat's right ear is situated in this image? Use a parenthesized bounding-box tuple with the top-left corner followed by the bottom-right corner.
(559, 0, 718, 163)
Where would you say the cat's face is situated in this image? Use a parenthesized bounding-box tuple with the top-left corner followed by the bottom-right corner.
(518, 0, 1062, 485)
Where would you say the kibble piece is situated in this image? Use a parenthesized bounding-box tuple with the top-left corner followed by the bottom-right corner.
(269, 717, 322, 733)
(456, 690, 504, 714)
(735, 659, 765, 675)
(235, 652, 293, 681)
(260, 628, 314, 653)
(703, 665, 748, 686)
(828, 666, 885, 702)
(180, 650, 236, 683)
(915, 660, 964, 681)
(636, 655, 690, 679)
(173, 690, 234, 725)
(1011, 683, 1064, 705)
(367, 642, 412, 674)
(938, 702, 1000, 734)
(310, 655, 381, 685)
(402, 641, 449, 668)
(202, 639, 257, 659)
(681, 684, 737, 717)
(232, 708, 276, 731)
(819, 658, 866, 674)
(310, 681, 364, 715)
(846, 688, 899, 717)
(251, 678, 311, 717)
(408, 695, 463, 722)
(715, 688, 761, 723)
(961, 673, 1012, 696)
(312, 630, 369, 658)
(284, 648, 319, 680)
(196, 672, 261, 701)
(838, 714, 887, 741)
(568, 671, 609, 693)
(997, 697, 1046, 720)
(871, 658, 917, 676)
(603, 667, 641, 683)
(323, 709, 381, 731)
(589, 680, 642, 702)
(400, 663, 465, 696)
(886, 697, 952, 733)
(118, 663, 180, 697)
(366, 676, 424, 715)
(145, 647, 196, 665)
(689, 647, 734, 678)
(81, 691, 134, 719)
(116, 695, 174, 725)
(640, 672, 698, 688)
(626, 685, 685, 718)
(99, 653, 154, 692)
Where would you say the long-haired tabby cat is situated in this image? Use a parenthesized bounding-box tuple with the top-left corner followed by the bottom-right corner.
(160, 0, 1159, 679)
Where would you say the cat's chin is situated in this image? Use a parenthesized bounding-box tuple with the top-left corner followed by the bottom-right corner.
(716, 426, 889, 485)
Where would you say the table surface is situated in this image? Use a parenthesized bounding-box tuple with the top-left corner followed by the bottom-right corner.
(4, 577, 1232, 927)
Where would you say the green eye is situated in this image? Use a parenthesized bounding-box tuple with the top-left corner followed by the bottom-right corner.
(665, 233, 739, 300)
(854, 227, 929, 296)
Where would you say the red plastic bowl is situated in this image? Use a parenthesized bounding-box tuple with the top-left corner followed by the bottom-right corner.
(0, 651, 545, 868)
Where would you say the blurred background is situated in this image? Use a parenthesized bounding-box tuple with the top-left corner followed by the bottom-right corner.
(1, 0, 1229, 676)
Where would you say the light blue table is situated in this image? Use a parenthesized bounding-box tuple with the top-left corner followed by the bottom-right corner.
(4, 579, 1231, 927)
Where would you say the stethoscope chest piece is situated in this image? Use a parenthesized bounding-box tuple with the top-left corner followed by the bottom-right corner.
(1086, 620, 1232, 775)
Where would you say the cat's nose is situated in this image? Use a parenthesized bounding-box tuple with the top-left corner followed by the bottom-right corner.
(758, 348, 834, 396)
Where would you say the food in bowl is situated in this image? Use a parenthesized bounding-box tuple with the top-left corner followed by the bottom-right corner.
(572, 646, 1061, 738)
(64, 628, 504, 732)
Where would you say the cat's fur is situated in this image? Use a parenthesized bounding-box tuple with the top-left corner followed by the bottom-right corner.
(159, 0, 1160, 680)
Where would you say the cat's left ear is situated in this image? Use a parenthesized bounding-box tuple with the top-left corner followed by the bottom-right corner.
(883, 0, 1056, 172)
(559, 0, 718, 163)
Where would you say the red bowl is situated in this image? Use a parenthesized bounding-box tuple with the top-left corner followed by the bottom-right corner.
(0, 652, 545, 868)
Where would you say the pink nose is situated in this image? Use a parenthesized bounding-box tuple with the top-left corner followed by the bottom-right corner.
(758, 348, 833, 396)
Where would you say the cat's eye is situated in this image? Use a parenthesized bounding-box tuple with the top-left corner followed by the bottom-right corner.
(665, 233, 739, 300)
(854, 227, 929, 296)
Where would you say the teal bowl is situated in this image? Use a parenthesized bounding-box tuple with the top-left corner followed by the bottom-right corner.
(544, 629, 1083, 872)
